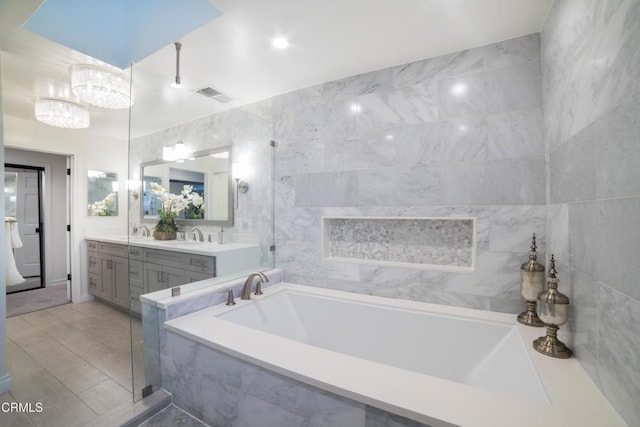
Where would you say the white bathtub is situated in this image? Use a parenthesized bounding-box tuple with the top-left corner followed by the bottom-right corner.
(165, 283, 625, 427)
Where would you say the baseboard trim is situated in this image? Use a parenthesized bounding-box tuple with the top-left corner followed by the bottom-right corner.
(50, 279, 68, 287)
(76, 294, 95, 304)
(0, 373, 12, 394)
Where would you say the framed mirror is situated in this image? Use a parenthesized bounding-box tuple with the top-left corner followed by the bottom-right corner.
(140, 146, 233, 227)
(87, 170, 118, 216)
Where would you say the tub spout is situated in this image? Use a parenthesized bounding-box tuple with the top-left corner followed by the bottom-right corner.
(240, 272, 269, 300)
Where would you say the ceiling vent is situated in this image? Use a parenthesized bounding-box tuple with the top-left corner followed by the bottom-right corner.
(195, 86, 234, 103)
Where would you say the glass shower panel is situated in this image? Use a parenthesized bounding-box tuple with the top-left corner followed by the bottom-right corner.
(126, 61, 275, 401)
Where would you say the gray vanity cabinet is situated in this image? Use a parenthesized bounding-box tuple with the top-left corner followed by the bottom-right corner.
(87, 241, 129, 308)
(143, 263, 186, 293)
(87, 239, 216, 314)
(142, 248, 215, 292)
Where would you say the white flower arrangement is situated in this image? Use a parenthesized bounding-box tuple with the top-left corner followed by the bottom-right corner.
(88, 192, 116, 216)
(149, 183, 204, 230)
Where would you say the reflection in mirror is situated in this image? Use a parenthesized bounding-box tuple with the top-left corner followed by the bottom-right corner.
(4, 172, 18, 217)
(87, 170, 118, 216)
(141, 147, 232, 226)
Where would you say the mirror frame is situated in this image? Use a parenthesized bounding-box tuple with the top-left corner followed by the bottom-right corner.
(140, 146, 234, 228)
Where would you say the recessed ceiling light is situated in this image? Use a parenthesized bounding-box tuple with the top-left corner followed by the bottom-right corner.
(272, 37, 289, 49)
(451, 83, 467, 96)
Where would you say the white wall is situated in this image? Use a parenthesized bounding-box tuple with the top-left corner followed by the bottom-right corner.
(3, 115, 129, 303)
(5, 148, 68, 287)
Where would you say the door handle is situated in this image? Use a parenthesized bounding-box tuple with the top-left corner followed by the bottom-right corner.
(35, 228, 40, 233)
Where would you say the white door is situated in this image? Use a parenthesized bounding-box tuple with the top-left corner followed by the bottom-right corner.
(13, 169, 42, 278)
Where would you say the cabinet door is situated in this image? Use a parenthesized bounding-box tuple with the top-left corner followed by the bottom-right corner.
(144, 263, 164, 294)
(111, 256, 129, 308)
(164, 266, 186, 289)
(88, 273, 100, 296)
(99, 253, 113, 301)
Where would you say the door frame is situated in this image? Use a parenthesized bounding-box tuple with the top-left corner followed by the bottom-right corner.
(4, 163, 45, 293)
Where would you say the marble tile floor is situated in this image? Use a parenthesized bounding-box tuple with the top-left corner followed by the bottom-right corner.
(137, 404, 209, 427)
(1, 301, 146, 427)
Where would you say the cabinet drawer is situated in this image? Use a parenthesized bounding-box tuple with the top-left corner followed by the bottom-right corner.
(87, 240, 99, 251)
(143, 248, 185, 267)
(129, 260, 143, 281)
(128, 245, 143, 260)
(186, 270, 214, 283)
(88, 251, 100, 274)
(185, 254, 215, 275)
(99, 242, 128, 257)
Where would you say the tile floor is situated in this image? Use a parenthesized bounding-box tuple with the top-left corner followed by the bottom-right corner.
(1, 301, 147, 427)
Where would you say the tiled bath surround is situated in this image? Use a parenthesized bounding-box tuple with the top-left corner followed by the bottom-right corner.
(161, 329, 432, 427)
(542, 1, 640, 425)
(274, 33, 546, 312)
(323, 217, 474, 270)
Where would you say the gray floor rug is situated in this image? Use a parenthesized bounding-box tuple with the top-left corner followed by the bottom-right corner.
(6, 285, 70, 317)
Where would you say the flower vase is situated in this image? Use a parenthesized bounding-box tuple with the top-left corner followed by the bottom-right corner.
(153, 230, 177, 241)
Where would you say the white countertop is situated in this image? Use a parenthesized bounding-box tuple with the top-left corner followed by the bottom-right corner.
(85, 235, 258, 257)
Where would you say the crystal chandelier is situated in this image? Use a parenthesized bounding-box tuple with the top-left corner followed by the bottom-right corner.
(34, 98, 90, 129)
(70, 64, 132, 109)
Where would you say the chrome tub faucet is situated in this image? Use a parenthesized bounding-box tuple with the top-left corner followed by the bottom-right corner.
(240, 272, 269, 300)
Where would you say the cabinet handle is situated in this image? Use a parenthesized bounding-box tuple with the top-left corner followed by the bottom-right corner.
(190, 259, 205, 267)
(157, 271, 163, 283)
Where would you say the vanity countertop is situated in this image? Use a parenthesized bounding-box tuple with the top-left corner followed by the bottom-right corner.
(85, 235, 259, 257)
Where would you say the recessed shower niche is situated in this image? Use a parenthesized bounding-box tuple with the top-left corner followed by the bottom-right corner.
(322, 217, 476, 272)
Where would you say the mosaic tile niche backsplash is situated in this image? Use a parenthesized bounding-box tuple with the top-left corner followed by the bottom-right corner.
(325, 217, 474, 270)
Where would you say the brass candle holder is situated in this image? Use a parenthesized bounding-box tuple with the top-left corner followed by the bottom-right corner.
(533, 255, 572, 359)
(517, 233, 546, 327)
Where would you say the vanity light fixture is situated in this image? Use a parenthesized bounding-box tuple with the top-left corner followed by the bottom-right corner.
(34, 98, 90, 129)
(163, 141, 190, 161)
(70, 64, 131, 109)
(171, 42, 183, 88)
(235, 179, 249, 209)
(233, 162, 250, 209)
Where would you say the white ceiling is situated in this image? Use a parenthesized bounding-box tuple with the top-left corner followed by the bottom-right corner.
(0, 0, 553, 141)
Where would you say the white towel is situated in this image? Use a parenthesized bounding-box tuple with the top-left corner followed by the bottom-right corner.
(10, 221, 22, 249)
(5, 221, 25, 286)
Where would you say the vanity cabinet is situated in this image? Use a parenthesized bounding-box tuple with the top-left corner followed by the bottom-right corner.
(87, 239, 216, 314)
(87, 241, 129, 307)
(142, 248, 216, 293)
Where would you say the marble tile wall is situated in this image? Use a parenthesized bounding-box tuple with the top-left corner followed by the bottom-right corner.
(273, 33, 546, 314)
(160, 329, 433, 427)
(542, 1, 640, 425)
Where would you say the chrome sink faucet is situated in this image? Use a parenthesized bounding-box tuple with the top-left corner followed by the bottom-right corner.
(138, 225, 151, 237)
(190, 227, 204, 242)
(240, 272, 269, 300)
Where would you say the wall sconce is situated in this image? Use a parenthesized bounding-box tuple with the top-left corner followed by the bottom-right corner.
(127, 180, 139, 200)
(233, 162, 251, 209)
(235, 179, 248, 209)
